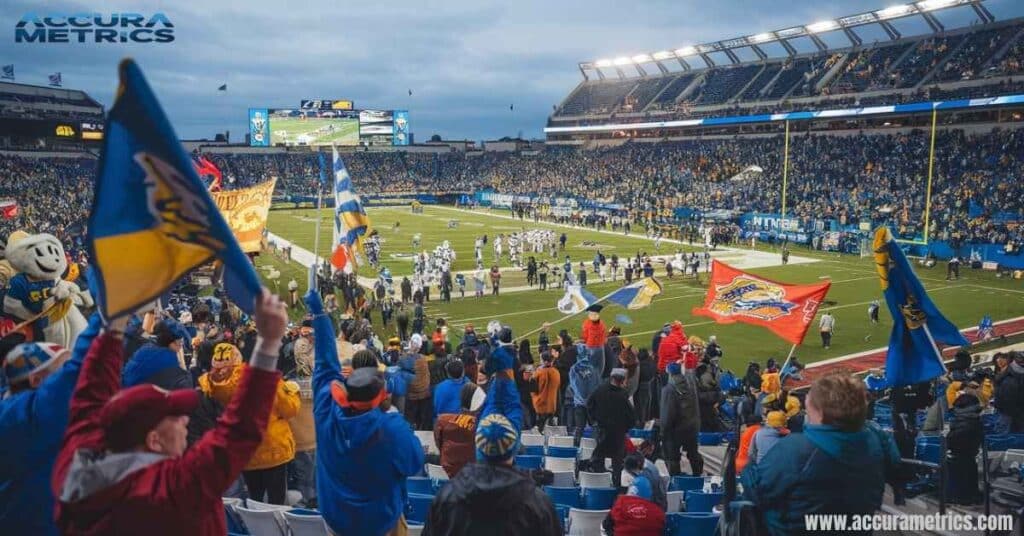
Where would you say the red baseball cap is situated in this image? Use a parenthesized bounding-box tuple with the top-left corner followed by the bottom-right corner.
(99, 385, 199, 451)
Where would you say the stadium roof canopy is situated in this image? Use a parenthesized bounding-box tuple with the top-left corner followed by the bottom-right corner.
(579, 0, 993, 80)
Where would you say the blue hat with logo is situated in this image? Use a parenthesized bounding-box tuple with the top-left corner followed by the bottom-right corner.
(3, 342, 69, 384)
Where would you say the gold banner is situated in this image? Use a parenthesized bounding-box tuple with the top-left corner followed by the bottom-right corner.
(211, 179, 277, 253)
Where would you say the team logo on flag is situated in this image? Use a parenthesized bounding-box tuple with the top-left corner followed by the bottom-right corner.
(708, 275, 797, 321)
(138, 152, 223, 249)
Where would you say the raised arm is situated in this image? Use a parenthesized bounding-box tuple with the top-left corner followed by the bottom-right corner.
(33, 313, 103, 429)
(305, 289, 340, 420)
(172, 290, 287, 505)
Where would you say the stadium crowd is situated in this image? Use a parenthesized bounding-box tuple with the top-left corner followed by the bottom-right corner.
(2, 256, 1023, 535)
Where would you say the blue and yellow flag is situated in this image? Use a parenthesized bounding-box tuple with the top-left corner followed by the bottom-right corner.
(330, 144, 369, 270)
(87, 59, 261, 320)
(874, 228, 968, 387)
(607, 277, 663, 310)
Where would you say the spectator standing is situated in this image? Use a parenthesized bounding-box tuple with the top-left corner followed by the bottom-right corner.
(433, 359, 470, 421)
(994, 352, 1024, 433)
(659, 362, 704, 476)
(569, 345, 600, 446)
(307, 290, 424, 536)
(531, 349, 561, 433)
(52, 291, 290, 535)
(0, 316, 101, 536)
(402, 334, 433, 431)
(586, 368, 636, 488)
(602, 476, 666, 536)
(434, 383, 483, 478)
(819, 312, 835, 349)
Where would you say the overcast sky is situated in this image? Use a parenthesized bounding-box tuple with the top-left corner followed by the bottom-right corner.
(2, 0, 1022, 142)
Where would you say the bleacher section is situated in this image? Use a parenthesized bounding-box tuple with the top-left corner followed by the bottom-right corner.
(551, 17, 1024, 121)
(0, 82, 103, 120)
(691, 64, 761, 105)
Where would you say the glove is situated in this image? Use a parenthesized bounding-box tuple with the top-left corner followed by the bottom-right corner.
(51, 279, 75, 301)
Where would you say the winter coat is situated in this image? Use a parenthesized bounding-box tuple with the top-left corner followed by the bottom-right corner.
(434, 411, 476, 478)
(531, 364, 560, 414)
(604, 495, 666, 536)
(587, 382, 636, 437)
(51, 334, 281, 536)
(422, 463, 562, 536)
(659, 372, 701, 440)
(994, 362, 1024, 420)
(947, 394, 983, 456)
(740, 422, 901, 536)
(657, 324, 687, 373)
(555, 344, 577, 390)
(308, 291, 424, 536)
(570, 356, 601, 407)
(581, 318, 607, 348)
(199, 364, 300, 470)
(289, 376, 317, 453)
(433, 377, 469, 419)
(0, 314, 100, 536)
(402, 353, 432, 401)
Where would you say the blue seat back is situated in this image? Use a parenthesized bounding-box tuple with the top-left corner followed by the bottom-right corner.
(685, 490, 724, 513)
(698, 432, 723, 445)
(515, 454, 543, 470)
(523, 445, 546, 456)
(544, 485, 582, 509)
(406, 476, 435, 496)
(406, 493, 433, 524)
(547, 446, 579, 458)
(665, 512, 720, 536)
(669, 475, 704, 492)
(582, 487, 618, 510)
(915, 442, 944, 464)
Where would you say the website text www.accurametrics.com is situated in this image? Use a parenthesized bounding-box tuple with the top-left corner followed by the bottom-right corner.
(804, 513, 1016, 532)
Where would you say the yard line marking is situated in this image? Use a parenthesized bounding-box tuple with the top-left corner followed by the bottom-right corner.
(441, 290, 710, 324)
(969, 284, 1024, 295)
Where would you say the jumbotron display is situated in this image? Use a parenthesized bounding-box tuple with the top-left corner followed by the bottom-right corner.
(248, 106, 409, 147)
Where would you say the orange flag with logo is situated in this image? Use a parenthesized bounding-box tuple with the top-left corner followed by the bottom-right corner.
(692, 260, 831, 345)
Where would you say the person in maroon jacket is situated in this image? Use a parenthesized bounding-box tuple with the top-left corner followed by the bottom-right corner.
(602, 475, 666, 536)
(433, 382, 484, 478)
(51, 290, 289, 536)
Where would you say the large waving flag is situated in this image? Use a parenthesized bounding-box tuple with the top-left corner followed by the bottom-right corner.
(192, 155, 223, 192)
(606, 277, 663, 310)
(693, 260, 831, 345)
(87, 59, 261, 320)
(330, 145, 369, 271)
(874, 228, 968, 387)
(557, 285, 598, 315)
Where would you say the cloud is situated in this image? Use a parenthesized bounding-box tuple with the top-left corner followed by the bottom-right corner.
(1, 0, 1021, 141)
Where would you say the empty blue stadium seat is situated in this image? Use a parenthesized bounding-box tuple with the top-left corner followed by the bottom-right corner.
(582, 487, 618, 510)
(915, 443, 944, 464)
(406, 493, 433, 524)
(685, 490, 724, 513)
(547, 446, 579, 458)
(629, 428, 654, 440)
(515, 454, 544, 470)
(406, 477, 435, 496)
(555, 505, 569, 531)
(698, 433, 723, 445)
(986, 435, 1013, 451)
(544, 486, 582, 509)
(522, 445, 546, 456)
(669, 475, 704, 492)
(665, 512, 720, 536)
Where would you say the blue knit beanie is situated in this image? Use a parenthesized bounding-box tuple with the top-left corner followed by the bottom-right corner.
(475, 413, 520, 462)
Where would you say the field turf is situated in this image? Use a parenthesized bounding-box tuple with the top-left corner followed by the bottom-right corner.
(261, 206, 1024, 373)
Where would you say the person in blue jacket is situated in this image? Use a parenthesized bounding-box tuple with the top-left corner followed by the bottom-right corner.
(741, 372, 901, 536)
(0, 313, 102, 536)
(569, 344, 600, 446)
(433, 359, 469, 420)
(307, 289, 424, 536)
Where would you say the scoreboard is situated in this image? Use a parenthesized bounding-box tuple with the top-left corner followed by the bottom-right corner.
(300, 99, 354, 111)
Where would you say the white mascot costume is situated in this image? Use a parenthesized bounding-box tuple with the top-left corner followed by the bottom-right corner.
(2, 231, 92, 347)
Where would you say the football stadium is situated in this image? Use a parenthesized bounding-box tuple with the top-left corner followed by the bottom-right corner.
(1, 1, 1024, 534)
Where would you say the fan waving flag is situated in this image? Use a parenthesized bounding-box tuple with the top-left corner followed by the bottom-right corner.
(192, 155, 223, 192)
(606, 277, 663, 310)
(874, 227, 968, 387)
(87, 59, 261, 320)
(557, 285, 598, 315)
(693, 260, 831, 345)
(0, 199, 18, 220)
(331, 144, 369, 272)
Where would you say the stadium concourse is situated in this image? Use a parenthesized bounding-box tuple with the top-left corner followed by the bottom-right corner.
(3, 4, 1024, 536)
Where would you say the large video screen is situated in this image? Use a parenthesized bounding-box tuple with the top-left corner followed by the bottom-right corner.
(268, 109, 359, 147)
(359, 109, 395, 146)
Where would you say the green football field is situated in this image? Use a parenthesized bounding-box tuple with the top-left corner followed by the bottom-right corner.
(259, 205, 1024, 372)
(269, 117, 359, 146)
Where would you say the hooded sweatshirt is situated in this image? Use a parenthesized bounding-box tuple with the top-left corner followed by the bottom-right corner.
(657, 324, 687, 373)
(0, 314, 101, 536)
(433, 376, 469, 419)
(308, 291, 424, 536)
(569, 350, 600, 407)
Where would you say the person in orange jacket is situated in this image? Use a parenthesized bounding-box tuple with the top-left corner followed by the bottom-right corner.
(531, 349, 561, 433)
(199, 341, 300, 504)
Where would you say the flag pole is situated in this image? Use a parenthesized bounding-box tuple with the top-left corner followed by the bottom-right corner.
(778, 343, 799, 385)
(312, 150, 325, 279)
